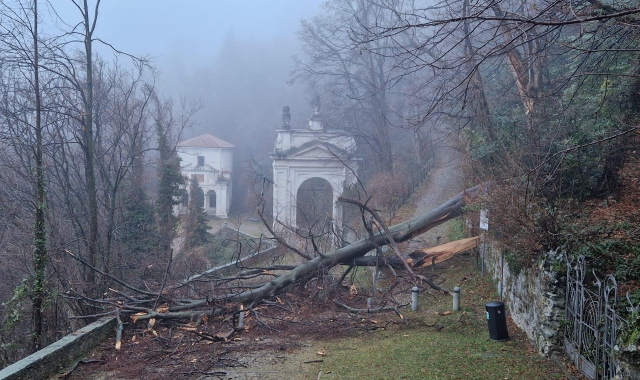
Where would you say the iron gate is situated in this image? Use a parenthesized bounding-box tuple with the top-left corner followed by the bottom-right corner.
(564, 255, 620, 379)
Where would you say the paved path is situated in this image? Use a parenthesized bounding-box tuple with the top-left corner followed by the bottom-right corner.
(207, 217, 273, 239)
(407, 136, 465, 251)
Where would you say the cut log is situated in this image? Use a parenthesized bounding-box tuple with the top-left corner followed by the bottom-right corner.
(354, 236, 480, 268)
(407, 236, 480, 268)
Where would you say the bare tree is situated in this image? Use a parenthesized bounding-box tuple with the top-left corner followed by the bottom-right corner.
(0, 0, 175, 362)
(0, 0, 51, 351)
(294, 0, 415, 174)
(344, 0, 640, 259)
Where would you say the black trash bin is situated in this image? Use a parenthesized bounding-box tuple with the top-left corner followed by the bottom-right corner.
(485, 301, 509, 341)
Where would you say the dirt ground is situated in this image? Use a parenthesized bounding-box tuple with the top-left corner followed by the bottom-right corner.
(59, 272, 414, 379)
(56, 249, 577, 380)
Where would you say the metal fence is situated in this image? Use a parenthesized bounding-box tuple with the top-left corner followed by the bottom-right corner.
(564, 255, 625, 379)
(390, 159, 433, 215)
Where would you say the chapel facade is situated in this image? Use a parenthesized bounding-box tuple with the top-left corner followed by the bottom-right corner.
(175, 133, 234, 219)
(271, 105, 359, 238)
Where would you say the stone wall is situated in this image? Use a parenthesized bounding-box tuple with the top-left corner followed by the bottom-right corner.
(480, 235, 640, 378)
(0, 316, 116, 379)
(483, 240, 566, 356)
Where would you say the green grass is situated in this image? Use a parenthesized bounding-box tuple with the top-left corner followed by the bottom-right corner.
(300, 256, 566, 380)
(304, 326, 559, 379)
(203, 228, 271, 267)
(447, 216, 466, 242)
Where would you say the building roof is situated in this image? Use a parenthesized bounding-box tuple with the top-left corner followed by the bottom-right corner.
(177, 133, 235, 148)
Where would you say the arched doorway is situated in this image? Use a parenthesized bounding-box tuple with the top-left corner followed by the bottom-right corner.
(181, 189, 189, 207)
(207, 190, 217, 209)
(296, 177, 333, 235)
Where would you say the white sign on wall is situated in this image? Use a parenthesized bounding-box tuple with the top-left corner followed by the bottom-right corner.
(480, 209, 489, 231)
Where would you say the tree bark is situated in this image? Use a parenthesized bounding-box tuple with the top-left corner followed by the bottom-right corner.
(31, 0, 47, 351)
(81, 0, 99, 294)
(463, 0, 494, 141)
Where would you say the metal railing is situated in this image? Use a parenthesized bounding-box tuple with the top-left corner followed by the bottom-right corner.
(564, 255, 627, 379)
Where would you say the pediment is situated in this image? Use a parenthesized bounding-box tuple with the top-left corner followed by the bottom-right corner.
(291, 145, 341, 159)
(283, 140, 351, 159)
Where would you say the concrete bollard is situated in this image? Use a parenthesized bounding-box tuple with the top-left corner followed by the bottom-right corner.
(411, 286, 419, 311)
(453, 286, 460, 311)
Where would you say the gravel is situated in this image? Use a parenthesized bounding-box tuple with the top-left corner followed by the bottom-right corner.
(407, 140, 465, 251)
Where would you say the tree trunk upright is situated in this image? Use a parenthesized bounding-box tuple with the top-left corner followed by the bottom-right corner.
(31, 0, 47, 351)
(81, 0, 99, 292)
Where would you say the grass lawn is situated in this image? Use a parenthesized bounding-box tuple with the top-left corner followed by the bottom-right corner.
(300, 253, 569, 380)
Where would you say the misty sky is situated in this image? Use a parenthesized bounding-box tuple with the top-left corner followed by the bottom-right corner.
(54, 0, 324, 111)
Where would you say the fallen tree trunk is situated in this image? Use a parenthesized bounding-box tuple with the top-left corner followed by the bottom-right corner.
(227, 183, 486, 304)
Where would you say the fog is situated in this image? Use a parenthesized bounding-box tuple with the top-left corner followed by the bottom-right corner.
(53, 0, 324, 132)
(51, 0, 326, 213)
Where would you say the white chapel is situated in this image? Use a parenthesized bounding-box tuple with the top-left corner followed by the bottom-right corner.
(175, 133, 234, 219)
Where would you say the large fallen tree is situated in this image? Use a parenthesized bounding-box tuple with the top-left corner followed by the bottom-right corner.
(67, 183, 486, 323)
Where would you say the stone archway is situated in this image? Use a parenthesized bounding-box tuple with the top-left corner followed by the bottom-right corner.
(271, 107, 359, 240)
(296, 177, 333, 234)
